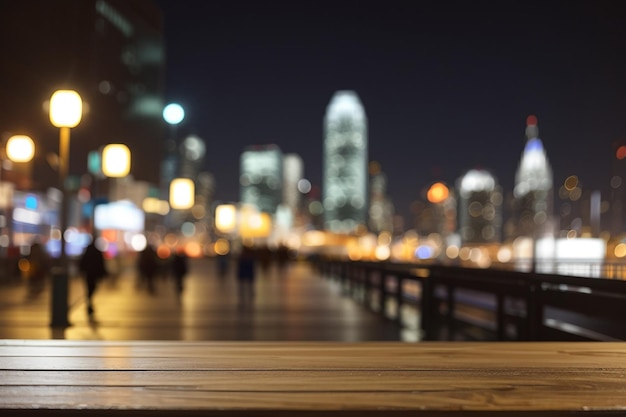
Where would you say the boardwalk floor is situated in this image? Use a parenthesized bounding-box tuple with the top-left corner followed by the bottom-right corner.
(0, 257, 408, 341)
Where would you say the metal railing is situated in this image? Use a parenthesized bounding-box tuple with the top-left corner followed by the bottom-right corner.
(315, 258, 626, 341)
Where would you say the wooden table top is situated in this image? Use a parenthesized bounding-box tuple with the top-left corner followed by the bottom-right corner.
(2, 340, 626, 416)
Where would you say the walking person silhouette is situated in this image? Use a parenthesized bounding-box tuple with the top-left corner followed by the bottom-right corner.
(78, 239, 107, 319)
(236, 243, 256, 308)
(171, 247, 188, 296)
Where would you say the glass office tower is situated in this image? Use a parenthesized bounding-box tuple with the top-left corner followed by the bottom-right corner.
(240, 145, 284, 215)
(323, 90, 368, 233)
(513, 115, 554, 239)
(457, 168, 503, 245)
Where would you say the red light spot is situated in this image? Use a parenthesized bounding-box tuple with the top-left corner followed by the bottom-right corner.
(616, 145, 626, 160)
(526, 115, 537, 126)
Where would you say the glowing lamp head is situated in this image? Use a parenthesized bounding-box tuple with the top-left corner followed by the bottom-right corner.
(6, 135, 35, 163)
(170, 178, 194, 209)
(102, 144, 131, 177)
(215, 204, 237, 234)
(49, 90, 82, 128)
(526, 115, 537, 126)
(163, 103, 185, 125)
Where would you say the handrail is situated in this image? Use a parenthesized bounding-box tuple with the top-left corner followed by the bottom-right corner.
(315, 258, 626, 341)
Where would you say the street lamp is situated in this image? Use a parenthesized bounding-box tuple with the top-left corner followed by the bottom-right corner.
(102, 144, 131, 177)
(169, 178, 194, 210)
(161, 103, 185, 230)
(49, 89, 82, 328)
(6, 135, 35, 163)
(2, 135, 35, 259)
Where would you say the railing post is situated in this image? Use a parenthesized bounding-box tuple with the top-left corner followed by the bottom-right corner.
(395, 275, 404, 324)
(496, 293, 505, 340)
(419, 276, 431, 340)
(526, 278, 542, 341)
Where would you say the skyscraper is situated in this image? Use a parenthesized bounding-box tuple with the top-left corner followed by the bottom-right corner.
(512, 115, 554, 239)
(368, 161, 394, 234)
(457, 168, 503, 245)
(282, 153, 304, 216)
(240, 145, 283, 215)
(323, 90, 368, 233)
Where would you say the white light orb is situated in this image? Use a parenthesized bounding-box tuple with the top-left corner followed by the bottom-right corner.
(162, 103, 185, 125)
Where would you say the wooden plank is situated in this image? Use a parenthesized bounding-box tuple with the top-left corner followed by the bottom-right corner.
(1, 341, 626, 414)
(1, 342, 626, 370)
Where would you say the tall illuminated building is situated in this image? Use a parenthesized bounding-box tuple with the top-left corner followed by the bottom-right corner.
(368, 161, 394, 234)
(323, 90, 368, 233)
(512, 115, 554, 239)
(457, 168, 503, 245)
(282, 154, 303, 215)
(240, 145, 283, 215)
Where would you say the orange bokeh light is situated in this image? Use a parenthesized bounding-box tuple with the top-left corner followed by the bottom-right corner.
(616, 145, 626, 160)
(427, 182, 449, 203)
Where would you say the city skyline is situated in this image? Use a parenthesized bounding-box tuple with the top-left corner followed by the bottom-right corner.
(153, 0, 626, 225)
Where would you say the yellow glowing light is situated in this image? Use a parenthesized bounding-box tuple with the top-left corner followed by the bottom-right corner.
(446, 245, 459, 259)
(184, 241, 203, 258)
(348, 246, 362, 261)
(143, 198, 170, 215)
(214, 238, 230, 255)
(427, 182, 449, 203)
(497, 246, 513, 263)
(614, 243, 626, 258)
(215, 204, 237, 234)
(142, 197, 159, 213)
(239, 208, 271, 238)
(375, 245, 391, 261)
(564, 175, 578, 191)
(102, 144, 131, 177)
(302, 230, 326, 246)
(377, 231, 392, 246)
(49, 90, 82, 128)
(6, 135, 35, 163)
(170, 178, 194, 209)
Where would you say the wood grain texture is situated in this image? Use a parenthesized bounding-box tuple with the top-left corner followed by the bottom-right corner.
(1, 340, 626, 415)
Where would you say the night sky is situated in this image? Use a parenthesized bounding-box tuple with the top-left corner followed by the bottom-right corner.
(152, 0, 626, 225)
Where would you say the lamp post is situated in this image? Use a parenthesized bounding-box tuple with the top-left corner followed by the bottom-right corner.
(3, 135, 35, 268)
(161, 103, 184, 230)
(49, 89, 82, 328)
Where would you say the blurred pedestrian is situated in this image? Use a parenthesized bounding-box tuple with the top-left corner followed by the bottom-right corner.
(78, 239, 107, 319)
(137, 244, 158, 294)
(171, 247, 188, 296)
(236, 244, 256, 308)
(27, 238, 49, 296)
(216, 252, 230, 279)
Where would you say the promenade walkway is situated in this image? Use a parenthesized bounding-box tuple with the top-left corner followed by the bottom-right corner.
(0, 257, 405, 341)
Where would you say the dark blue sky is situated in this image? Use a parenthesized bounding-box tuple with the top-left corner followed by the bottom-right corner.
(153, 0, 626, 224)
